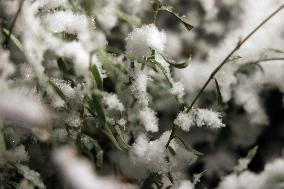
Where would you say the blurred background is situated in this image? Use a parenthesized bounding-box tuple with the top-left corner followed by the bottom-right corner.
(1, 0, 284, 188)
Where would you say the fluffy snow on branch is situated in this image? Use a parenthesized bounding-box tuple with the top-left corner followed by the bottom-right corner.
(174, 111, 195, 132)
(103, 93, 125, 112)
(126, 24, 166, 60)
(195, 109, 225, 128)
(130, 69, 149, 106)
(174, 108, 225, 131)
(42, 10, 88, 33)
(170, 81, 185, 99)
(130, 133, 168, 174)
(128, 131, 196, 176)
(51, 79, 75, 98)
(139, 107, 158, 132)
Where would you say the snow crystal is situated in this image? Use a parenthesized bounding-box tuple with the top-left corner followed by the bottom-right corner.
(42, 10, 88, 34)
(139, 107, 158, 132)
(174, 108, 225, 131)
(126, 24, 166, 60)
(195, 109, 225, 128)
(51, 79, 75, 98)
(129, 131, 196, 176)
(56, 42, 89, 75)
(130, 133, 168, 173)
(174, 110, 195, 131)
(103, 93, 125, 112)
(170, 81, 185, 99)
(130, 70, 149, 106)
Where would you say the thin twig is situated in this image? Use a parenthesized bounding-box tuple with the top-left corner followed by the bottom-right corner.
(165, 4, 284, 148)
(3, 0, 25, 48)
(243, 57, 284, 65)
(153, 10, 159, 24)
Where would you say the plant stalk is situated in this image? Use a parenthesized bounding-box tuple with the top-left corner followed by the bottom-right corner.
(165, 4, 284, 148)
(3, 0, 24, 48)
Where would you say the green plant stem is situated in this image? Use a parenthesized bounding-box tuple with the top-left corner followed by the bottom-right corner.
(0, 128, 6, 152)
(165, 4, 284, 148)
(3, 0, 24, 48)
(243, 57, 284, 65)
(153, 10, 159, 24)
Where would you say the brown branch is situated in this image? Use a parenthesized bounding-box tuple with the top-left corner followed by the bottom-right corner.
(165, 4, 284, 148)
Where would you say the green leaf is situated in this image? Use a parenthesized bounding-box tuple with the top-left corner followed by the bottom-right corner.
(113, 124, 130, 150)
(168, 61, 190, 69)
(91, 140, 104, 168)
(174, 136, 204, 156)
(16, 164, 46, 189)
(76, 133, 93, 162)
(246, 146, 258, 160)
(228, 55, 242, 62)
(87, 94, 106, 126)
(106, 46, 125, 55)
(91, 64, 103, 91)
(54, 32, 78, 41)
(234, 146, 258, 173)
(79, 134, 104, 168)
(102, 125, 123, 151)
(167, 172, 174, 184)
(0, 129, 6, 152)
(193, 170, 207, 185)
(168, 146, 176, 156)
(6, 181, 19, 188)
(2, 28, 23, 51)
(48, 80, 67, 103)
(142, 173, 163, 189)
(165, 186, 172, 189)
(96, 49, 115, 77)
(57, 57, 75, 75)
(254, 63, 265, 73)
(87, 94, 124, 151)
(267, 48, 284, 54)
(80, 0, 95, 15)
(116, 10, 142, 27)
(152, 0, 162, 11)
(154, 60, 172, 85)
(147, 52, 173, 87)
(238, 62, 264, 75)
(214, 78, 223, 105)
(159, 6, 193, 31)
(162, 55, 191, 69)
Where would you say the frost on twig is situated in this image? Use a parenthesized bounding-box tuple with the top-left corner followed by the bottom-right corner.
(174, 108, 225, 131)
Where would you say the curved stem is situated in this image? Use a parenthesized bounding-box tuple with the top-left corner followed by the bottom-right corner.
(153, 10, 159, 24)
(165, 4, 284, 148)
(3, 0, 24, 48)
(243, 57, 284, 65)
